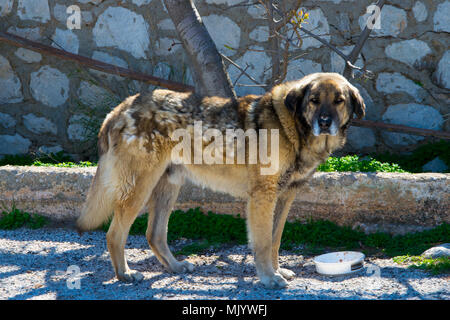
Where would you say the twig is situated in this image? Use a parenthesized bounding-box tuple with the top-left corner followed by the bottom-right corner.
(220, 53, 264, 87)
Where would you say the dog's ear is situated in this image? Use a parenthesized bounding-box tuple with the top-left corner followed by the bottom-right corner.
(284, 84, 310, 115)
(348, 85, 365, 119)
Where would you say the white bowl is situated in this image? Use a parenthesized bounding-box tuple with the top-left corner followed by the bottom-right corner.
(313, 251, 365, 275)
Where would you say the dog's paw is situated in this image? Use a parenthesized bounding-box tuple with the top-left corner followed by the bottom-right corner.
(117, 270, 144, 283)
(169, 260, 194, 273)
(260, 273, 289, 289)
(278, 268, 295, 280)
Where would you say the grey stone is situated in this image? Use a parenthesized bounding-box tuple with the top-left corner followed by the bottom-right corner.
(385, 39, 431, 67)
(0, 55, 23, 104)
(359, 5, 407, 37)
(77, 81, 111, 107)
(285, 59, 322, 80)
(247, 3, 265, 18)
(227, 46, 270, 96)
(77, 0, 104, 4)
(17, 0, 50, 23)
(30, 66, 69, 108)
(202, 15, 241, 54)
(130, 0, 151, 6)
(376, 72, 426, 102)
(7, 27, 41, 41)
(93, 7, 150, 59)
(249, 26, 269, 42)
(0, 112, 16, 128)
(0, 134, 31, 155)
(381, 104, 444, 146)
(67, 115, 88, 141)
(51, 28, 79, 54)
(90, 51, 129, 81)
(433, 1, 450, 32)
(433, 51, 450, 90)
(23, 114, 57, 135)
(422, 157, 448, 173)
(37, 145, 63, 155)
(155, 37, 181, 56)
(0, 0, 13, 16)
(412, 1, 427, 22)
(205, 0, 246, 4)
(53, 4, 67, 23)
(422, 243, 450, 259)
(299, 8, 330, 49)
(14, 48, 42, 63)
(157, 18, 175, 31)
(346, 126, 376, 149)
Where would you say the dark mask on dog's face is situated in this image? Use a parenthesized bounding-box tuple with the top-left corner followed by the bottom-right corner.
(284, 74, 365, 136)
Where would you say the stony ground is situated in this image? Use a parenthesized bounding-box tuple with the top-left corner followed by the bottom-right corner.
(0, 227, 448, 300)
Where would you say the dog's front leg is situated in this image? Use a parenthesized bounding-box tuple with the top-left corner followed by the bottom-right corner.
(247, 178, 288, 289)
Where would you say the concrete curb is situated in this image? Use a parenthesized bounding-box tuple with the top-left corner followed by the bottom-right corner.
(0, 166, 448, 234)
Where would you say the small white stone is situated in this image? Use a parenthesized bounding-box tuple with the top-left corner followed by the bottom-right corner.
(385, 39, 431, 67)
(412, 1, 427, 22)
(433, 1, 450, 32)
(130, 0, 151, 6)
(17, 0, 50, 23)
(14, 48, 42, 63)
(247, 3, 266, 18)
(422, 243, 450, 258)
(30, 66, 69, 107)
(77, 81, 112, 107)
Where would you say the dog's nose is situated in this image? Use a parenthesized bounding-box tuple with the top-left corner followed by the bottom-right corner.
(318, 115, 332, 129)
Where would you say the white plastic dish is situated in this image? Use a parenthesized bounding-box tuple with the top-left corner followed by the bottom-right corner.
(313, 251, 365, 275)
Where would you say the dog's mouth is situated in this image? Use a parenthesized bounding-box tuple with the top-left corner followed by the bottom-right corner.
(312, 119, 338, 137)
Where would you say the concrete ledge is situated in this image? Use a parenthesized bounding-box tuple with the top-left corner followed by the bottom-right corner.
(0, 166, 449, 234)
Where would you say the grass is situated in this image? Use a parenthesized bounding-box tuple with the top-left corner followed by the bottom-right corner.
(0, 206, 47, 230)
(393, 255, 450, 275)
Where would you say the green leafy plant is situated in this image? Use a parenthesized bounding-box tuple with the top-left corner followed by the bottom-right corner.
(0, 206, 48, 230)
(318, 155, 407, 172)
(393, 255, 450, 275)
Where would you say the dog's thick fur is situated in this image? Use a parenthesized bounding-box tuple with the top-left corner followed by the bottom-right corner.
(77, 72, 365, 289)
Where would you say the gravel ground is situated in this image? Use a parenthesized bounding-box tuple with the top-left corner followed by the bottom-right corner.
(0, 227, 448, 300)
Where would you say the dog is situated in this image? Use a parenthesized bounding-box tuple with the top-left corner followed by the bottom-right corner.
(76, 72, 365, 289)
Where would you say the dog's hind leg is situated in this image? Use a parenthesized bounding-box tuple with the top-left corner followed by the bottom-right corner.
(145, 167, 194, 273)
(106, 164, 167, 283)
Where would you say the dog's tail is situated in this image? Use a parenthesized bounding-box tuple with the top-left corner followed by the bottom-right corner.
(76, 155, 115, 233)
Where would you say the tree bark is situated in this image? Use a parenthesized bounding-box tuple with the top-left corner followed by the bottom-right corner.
(163, 0, 236, 99)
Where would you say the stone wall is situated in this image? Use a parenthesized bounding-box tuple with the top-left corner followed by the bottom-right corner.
(1, 166, 448, 234)
(0, 0, 449, 159)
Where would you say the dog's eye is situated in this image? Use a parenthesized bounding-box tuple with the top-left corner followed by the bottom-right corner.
(335, 98, 344, 104)
(310, 98, 319, 104)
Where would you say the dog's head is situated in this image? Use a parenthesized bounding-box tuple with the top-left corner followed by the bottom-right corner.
(284, 73, 365, 137)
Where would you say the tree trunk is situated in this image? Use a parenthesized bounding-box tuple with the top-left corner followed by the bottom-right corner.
(163, 0, 236, 99)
